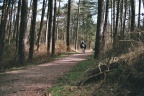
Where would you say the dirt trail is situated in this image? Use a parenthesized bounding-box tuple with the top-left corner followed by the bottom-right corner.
(0, 51, 92, 96)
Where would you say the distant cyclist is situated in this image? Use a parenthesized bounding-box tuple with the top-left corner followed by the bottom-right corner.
(80, 41, 86, 53)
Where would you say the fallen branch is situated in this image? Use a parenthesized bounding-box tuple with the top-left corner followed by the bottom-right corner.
(80, 69, 117, 86)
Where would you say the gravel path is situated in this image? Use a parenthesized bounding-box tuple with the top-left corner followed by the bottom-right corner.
(0, 51, 92, 96)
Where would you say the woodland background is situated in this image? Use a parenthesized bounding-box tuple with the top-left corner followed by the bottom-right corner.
(0, 0, 144, 74)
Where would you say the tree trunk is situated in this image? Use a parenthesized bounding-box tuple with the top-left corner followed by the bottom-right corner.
(102, 0, 109, 51)
(18, 0, 28, 64)
(45, 1, 50, 45)
(138, 0, 141, 28)
(111, 0, 113, 37)
(122, 0, 127, 38)
(47, 0, 53, 54)
(66, 0, 71, 52)
(52, 0, 56, 55)
(8, 1, 14, 44)
(120, 0, 124, 30)
(56, 0, 61, 41)
(113, 0, 116, 33)
(0, 0, 9, 60)
(28, 0, 37, 60)
(130, 0, 135, 32)
(75, 0, 80, 50)
(36, 0, 46, 50)
(94, 0, 104, 59)
(103, 0, 109, 35)
(130, 0, 135, 40)
(113, 0, 121, 48)
(15, 0, 21, 56)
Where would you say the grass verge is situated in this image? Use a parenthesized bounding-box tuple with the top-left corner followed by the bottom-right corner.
(48, 55, 96, 96)
(48, 50, 144, 96)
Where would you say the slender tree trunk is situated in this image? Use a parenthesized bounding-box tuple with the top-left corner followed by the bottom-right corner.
(15, 0, 21, 56)
(94, 0, 104, 59)
(138, 0, 141, 28)
(13, 5, 18, 41)
(113, 0, 121, 48)
(122, 0, 127, 38)
(45, 1, 50, 45)
(120, 0, 124, 30)
(8, 2, 14, 44)
(66, 0, 71, 52)
(0, 0, 8, 60)
(18, 0, 28, 64)
(37, 0, 46, 50)
(113, 0, 116, 32)
(47, 0, 53, 54)
(103, 0, 109, 37)
(128, 5, 131, 32)
(5, 0, 11, 38)
(75, 0, 80, 50)
(28, 0, 37, 59)
(102, 0, 109, 50)
(130, 0, 135, 32)
(56, 0, 61, 41)
(130, 0, 135, 40)
(111, 0, 113, 37)
(52, 0, 56, 55)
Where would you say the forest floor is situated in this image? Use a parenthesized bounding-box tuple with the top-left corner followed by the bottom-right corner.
(0, 50, 92, 96)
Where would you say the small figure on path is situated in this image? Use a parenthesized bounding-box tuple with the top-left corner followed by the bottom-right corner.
(80, 41, 86, 53)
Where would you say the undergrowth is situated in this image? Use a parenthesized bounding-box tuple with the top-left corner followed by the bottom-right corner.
(48, 46, 144, 96)
(0, 43, 77, 72)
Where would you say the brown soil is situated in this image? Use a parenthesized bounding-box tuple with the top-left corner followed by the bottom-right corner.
(0, 51, 92, 96)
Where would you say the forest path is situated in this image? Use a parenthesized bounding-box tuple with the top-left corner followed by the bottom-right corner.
(0, 50, 92, 96)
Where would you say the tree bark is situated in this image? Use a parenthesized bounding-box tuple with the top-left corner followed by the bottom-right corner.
(113, 0, 121, 48)
(66, 0, 71, 52)
(47, 0, 53, 54)
(75, 0, 80, 50)
(122, 0, 127, 38)
(15, 0, 21, 56)
(28, 0, 37, 59)
(18, 0, 28, 64)
(36, 0, 46, 50)
(0, 0, 9, 60)
(130, 0, 135, 32)
(52, 0, 56, 55)
(94, 0, 104, 59)
(138, 0, 141, 28)
(102, 0, 109, 50)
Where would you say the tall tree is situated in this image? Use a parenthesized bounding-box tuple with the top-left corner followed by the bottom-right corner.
(138, 0, 141, 28)
(130, 0, 135, 32)
(0, 0, 9, 60)
(113, 0, 116, 32)
(66, 0, 71, 52)
(94, 0, 104, 59)
(52, 0, 57, 55)
(45, 0, 50, 45)
(75, 0, 80, 50)
(28, 0, 37, 59)
(56, 0, 62, 40)
(7, 0, 14, 44)
(47, 0, 53, 53)
(36, 0, 46, 50)
(113, 0, 121, 48)
(18, 0, 28, 64)
(15, 0, 21, 55)
(122, 0, 127, 38)
(103, 0, 109, 37)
